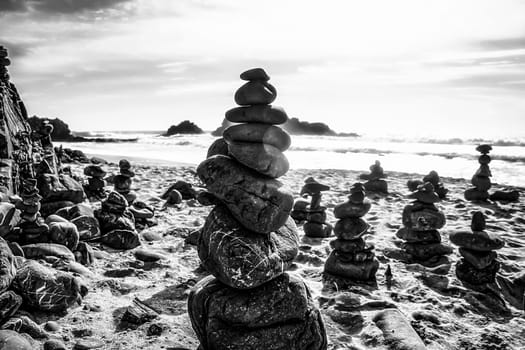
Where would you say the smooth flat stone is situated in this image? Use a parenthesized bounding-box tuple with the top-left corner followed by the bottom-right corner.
(225, 105, 288, 124)
(373, 309, 426, 350)
(21, 243, 75, 262)
(134, 248, 166, 262)
(73, 338, 105, 349)
(449, 230, 504, 251)
(330, 238, 366, 253)
(228, 141, 289, 178)
(464, 188, 489, 201)
(234, 81, 277, 106)
(197, 155, 293, 233)
(396, 228, 441, 244)
(334, 199, 371, 218)
(303, 222, 332, 238)
(240, 68, 270, 81)
(324, 252, 378, 281)
(199, 205, 299, 289)
(334, 218, 369, 239)
(223, 123, 291, 151)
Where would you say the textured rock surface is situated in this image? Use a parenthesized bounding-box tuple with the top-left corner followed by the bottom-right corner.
(188, 274, 327, 350)
(199, 205, 299, 289)
(197, 155, 293, 233)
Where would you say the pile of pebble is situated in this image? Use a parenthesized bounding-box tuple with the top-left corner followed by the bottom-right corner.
(450, 211, 504, 285)
(397, 182, 452, 262)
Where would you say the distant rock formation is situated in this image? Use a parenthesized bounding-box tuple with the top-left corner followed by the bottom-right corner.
(28, 116, 137, 143)
(212, 117, 359, 137)
(164, 120, 204, 136)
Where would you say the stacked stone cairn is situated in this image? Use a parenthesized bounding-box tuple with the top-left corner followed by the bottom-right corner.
(324, 183, 378, 281)
(94, 192, 140, 250)
(464, 144, 492, 201)
(113, 159, 137, 204)
(450, 211, 504, 285)
(301, 177, 332, 238)
(397, 182, 452, 261)
(83, 164, 107, 200)
(408, 170, 448, 199)
(359, 160, 388, 193)
(15, 179, 49, 244)
(0, 45, 10, 84)
(189, 68, 327, 349)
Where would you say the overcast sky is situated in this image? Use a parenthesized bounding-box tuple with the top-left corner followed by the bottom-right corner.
(1, 0, 525, 138)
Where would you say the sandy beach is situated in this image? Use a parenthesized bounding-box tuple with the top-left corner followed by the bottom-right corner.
(26, 160, 523, 350)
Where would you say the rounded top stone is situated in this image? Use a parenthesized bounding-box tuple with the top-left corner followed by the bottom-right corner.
(471, 211, 486, 231)
(240, 68, 270, 81)
(408, 182, 440, 204)
(119, 159, 131, 170)
(476, 144, 492, 154)
(423, 170, 440, 185)
(300, 177, 330, 195)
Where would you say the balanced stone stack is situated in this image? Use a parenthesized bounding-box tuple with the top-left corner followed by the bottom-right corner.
(16, 179, 49, 244)
(83, 164, 107, 200)
(397, 182, 452, 261)
(324, 183, 378, 281)
(408, 170, 448, 199)
(464, 144, 492, 201)
(0, 45, 10, 84)
(94, 192, 139, 250)
(450, 211, 504, 285)
(301, 177, 332, 238)
(360, 160, 388, 193)
(189, 68, 327, 350)
(114, 159, 136, 204)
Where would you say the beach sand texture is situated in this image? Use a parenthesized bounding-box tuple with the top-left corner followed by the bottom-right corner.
(32, 162, 525, 350)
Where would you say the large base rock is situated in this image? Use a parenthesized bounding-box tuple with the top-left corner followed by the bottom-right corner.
(303, 222, 332, 238)
(324, 252, 378, 281)
(401, 242, 452, 260)
(364, 180, 388, 193)
(188, 273, 327, 350)
(456, 259, 499, 285)
(464, 188, 489, 201)
(12, 260, 87, 312)
(197, 155, 293, 233)
(199, 206, 299, 289)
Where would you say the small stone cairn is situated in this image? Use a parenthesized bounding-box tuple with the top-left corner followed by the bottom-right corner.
(397, 182, 452, 261)
(301, 177, 332, 238)
(360, 160, 388, 193)
(324, 183, 378, 281)
(450, 211, 504, 285)
(464, 144, 492, 201)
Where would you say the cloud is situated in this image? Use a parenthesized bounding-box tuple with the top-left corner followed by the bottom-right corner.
(478, 37, 525, 51)
(0, 0, 28, 12)
(0, 40, 32, 58)
(0, 0, 133, 15)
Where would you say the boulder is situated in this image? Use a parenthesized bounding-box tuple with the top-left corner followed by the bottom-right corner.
(12, 260, 87, 311)
(372, 309, 426, 350)
(100, 229, 140, 250)
(37, 174, 85, 204)
(21, 243, 75, 262)
(188, 274, 327, 350)
(48, 221, 79, 250)
(0, 330, 33, 350)
(199, 205, 299, 289)
(0, 238, 16, 293)
(197, 155, 293, 233)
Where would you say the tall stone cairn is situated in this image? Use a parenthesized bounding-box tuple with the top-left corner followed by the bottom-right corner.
(188, 68, 327, 350)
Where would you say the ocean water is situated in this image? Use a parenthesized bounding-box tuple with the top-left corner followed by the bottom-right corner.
(57, 132, 525, 187)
